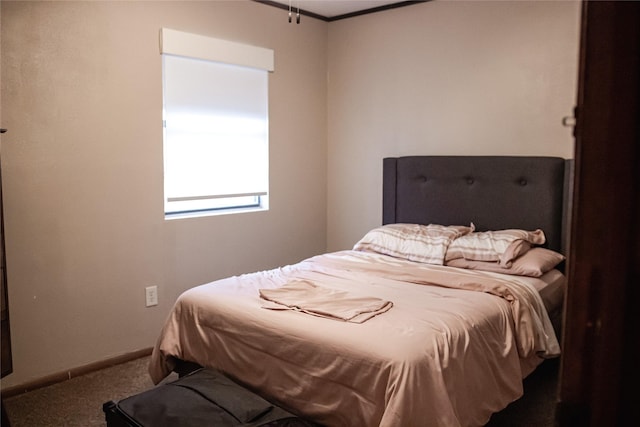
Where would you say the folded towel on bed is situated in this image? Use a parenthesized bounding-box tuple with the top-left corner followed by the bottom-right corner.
(259, 280, 392, 323)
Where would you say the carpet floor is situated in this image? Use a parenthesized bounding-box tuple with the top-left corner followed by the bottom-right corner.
(2, 356, 559, 426)
(2, 356, 178, 427)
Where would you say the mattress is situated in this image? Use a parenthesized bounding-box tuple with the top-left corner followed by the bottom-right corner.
(529, 269, 566, 316)
(149, 250, 561, 427)
(442, 267, 566, 316)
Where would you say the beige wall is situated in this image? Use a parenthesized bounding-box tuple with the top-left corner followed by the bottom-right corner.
(0, 0, 581, 389)
(327, 0, 581, 250)
(0, 0, 327, 388)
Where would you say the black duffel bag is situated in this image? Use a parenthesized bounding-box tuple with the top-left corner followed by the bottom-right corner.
(103, 368, 319, 427)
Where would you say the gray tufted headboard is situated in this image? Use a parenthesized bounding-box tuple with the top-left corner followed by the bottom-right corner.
(383, 156, 572, 254)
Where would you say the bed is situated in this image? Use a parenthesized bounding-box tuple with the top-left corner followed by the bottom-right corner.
(149, 155, 571, 427)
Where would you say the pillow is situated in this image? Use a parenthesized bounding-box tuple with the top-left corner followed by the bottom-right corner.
(446, 229, 546, 265)
(445, 247, 565, 277)
(353, 223, 474, 265)
(500, 240, 533, 268)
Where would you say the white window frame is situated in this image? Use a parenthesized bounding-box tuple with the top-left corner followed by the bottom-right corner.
(160, 28, 274, 218)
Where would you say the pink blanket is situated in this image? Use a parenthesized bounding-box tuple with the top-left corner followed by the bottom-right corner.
(149, 250, 560, 427)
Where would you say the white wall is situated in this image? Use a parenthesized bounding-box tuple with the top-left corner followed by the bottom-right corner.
(0, 0, 327, 388)
(326, 0, 581, 250)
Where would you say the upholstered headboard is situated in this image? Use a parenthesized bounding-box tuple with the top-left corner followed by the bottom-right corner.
(383, 156, 572, 254)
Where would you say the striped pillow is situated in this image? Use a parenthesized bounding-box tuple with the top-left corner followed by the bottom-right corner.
(446, 229, 546, 265)
(353, 223, 474, 265)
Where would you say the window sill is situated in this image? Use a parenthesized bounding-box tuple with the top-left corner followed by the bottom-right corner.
(164, 205, 268, 221)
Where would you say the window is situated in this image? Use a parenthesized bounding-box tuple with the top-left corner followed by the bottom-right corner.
(160, 29, 274, 217)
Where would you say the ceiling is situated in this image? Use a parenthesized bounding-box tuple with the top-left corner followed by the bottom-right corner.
(258, 1, 424, 21)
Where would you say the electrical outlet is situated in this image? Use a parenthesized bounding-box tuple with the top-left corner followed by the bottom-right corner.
(145, 286, 158, 307)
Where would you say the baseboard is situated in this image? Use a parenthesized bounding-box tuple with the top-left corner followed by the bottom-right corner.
(0, 347, 153, 399)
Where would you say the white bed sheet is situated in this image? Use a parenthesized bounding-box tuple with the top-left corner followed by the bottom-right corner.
(149, 250, 561, 427)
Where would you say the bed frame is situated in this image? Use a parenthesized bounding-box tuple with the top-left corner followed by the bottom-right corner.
(383, 156, 572, 254)
(172, 156, 572, 378)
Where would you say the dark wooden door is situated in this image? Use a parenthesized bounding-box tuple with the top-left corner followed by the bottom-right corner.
(558, 1, 640, 426)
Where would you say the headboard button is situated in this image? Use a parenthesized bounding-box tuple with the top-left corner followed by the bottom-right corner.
(519, 179, 528, 186)
(466, 178, 474, 185)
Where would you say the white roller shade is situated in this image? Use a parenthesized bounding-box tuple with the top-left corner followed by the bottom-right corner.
(160, 28, 274, 72)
